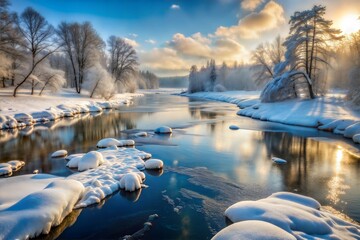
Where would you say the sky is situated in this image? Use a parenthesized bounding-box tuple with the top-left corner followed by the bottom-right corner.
(9, 0, 360, 77)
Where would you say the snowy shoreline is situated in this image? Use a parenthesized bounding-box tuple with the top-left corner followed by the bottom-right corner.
(181, 91, 360, 144)
(0, 88, 143, 130)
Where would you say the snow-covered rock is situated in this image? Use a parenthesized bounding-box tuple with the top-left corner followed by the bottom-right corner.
(272, 157, 287, 164)
(212, 220, 296, 240)
(66, 156, 82, 168)
(119, 172, 144, 192)
(344, 122, 360, 138)
(223, 192, 360, 239)
(134, 132, 148, 137)
(353, 134, 360, 143)
(144, 159, 163, 170)
(154, 126, 172, 134)
(78, 151, 104, 171)
(0, 174, 84, 239)
(88, 104, 103, 112)
(229, 125, 240, 130)
(65, 153, 84, 161)
(0, 164, 12, 176)
(51, 149, 68, 158)
(97, 138, 135, 148)
(14, 113, 33, 124)
(7, 160, 25, 170)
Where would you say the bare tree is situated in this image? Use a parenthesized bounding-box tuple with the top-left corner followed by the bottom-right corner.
(57, 21, 104, 93)
(107, 36, 138, 89)
(13, 7, 57, 97)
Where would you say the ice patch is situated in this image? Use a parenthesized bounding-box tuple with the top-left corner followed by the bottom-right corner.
(144, 159, 164, 170)
(51, 149, 68, 158)
(154, 126, 172, 134)
(272, 157, 287, 164)
(223, 192, 360, 239)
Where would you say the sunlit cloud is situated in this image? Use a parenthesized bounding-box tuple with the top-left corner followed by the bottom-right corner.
(145, 39, 157, 44)
(124, 38, 139, 47)
(216, 0, 285, 39)
(241, 0, 264, 11)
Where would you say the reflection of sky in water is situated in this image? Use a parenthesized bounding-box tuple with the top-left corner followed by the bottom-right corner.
(0, 94, 360, 239)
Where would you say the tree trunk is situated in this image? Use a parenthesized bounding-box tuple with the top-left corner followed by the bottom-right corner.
(2, 77, 5, 88)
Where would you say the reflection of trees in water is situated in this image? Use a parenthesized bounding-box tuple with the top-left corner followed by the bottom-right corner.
(260, 131, 358, 205)
(0, 110, 150, 174)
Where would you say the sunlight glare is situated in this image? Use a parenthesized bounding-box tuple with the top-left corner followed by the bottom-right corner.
(340, 14, 360, 35)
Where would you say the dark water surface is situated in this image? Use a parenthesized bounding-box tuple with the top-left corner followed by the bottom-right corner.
(1, 93, 360, 239)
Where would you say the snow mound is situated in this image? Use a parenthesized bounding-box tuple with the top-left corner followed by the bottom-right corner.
(344, 122, 360, 138)
(145, 159, 163, 170)
(51, 149, 68, 158)
(353, 134, 360, 143)
(0, 160, 25, 176)
(70, 147, 152, 208)
(119, 172, 145, 191)
(154, 126, 172, 134)
(212, 220, 296, 240)
(66, 156, 82, 168)
(134, 132, 148, 137)
(0, 175, 84, 239)
(97, 138, 135, 148)
(78, 151, 104, 171)
(65, 153, 84, 161)
(224, 192, 360, 239)
(272, 157, 287, 164)
(229, 125, 240, 130)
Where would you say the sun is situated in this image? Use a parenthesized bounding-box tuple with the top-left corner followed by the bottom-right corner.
(339, 14, 360, 35)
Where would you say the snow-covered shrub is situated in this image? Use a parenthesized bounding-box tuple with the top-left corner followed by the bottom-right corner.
(213, 84, 226, 92)
(84, 64, 116, 99)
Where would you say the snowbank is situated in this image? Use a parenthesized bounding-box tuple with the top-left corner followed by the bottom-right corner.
(216, 192, 360, 239)
(182, 91, 360, 144)
(0, 174, 84, 239)
(0, 88, 143, 130)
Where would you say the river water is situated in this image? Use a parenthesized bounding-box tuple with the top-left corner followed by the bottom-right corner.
(1, 93, 360, 239)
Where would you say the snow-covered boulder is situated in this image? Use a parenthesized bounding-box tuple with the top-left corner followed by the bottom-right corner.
(66, 156, 82, 168)
(212, 220, 296, 240)
(7, 160, 25, 170)
(97, 138, 135, 148)
(32, 110, 59, 121)
(88, 104, 103, 112)
(344, 122, 360, 138)
(14, 113, 33, 125)
(154, 126, 172, 134)
(51, 149, 68, 158)
(229, 125, 240, 130)
(223, 192, 360, 239)
(5, 116, 18, 129)
(145, 159, 163, 170)
(134, 132, 148, 137)
(0, 163, 12, 176)
(78, 151, 104, 171)
(119, 172, 144, 191)
(272, 157, 287, 164)
(353, 134, 360, 143)
(65, 153, 84, 161)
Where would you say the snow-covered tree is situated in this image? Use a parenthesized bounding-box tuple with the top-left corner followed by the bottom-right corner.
(209, 59, 217, 91)
(345, 30, 360, 105)
(83, 64, 115, 99)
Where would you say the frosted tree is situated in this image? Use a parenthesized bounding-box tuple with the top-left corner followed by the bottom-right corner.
(261, 5, 342, 102)
(251, 36, 285, 86)
(209, 59, 217, 91)
(107, 36, 138, 91)
(83, 64, 115, 99)
(188, 65, 198, 93)
(56, 21, 104, 93)
(346, 30, 360, 105)
(13, 7, 57, 96)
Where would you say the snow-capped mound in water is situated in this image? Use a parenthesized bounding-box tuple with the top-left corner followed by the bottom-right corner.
(97, 138, 135, 148)
(0, 174, 84, 239)
(154, 126, 172, 134)
(134, 132, 148, 137)
(65, 153, 84, 161)
(51, 149, 68, 158)
(353, 134, 360, 143)
(119, 172, 144, 191)
(145, 159, 163, 170)
(66, 156, 82, 168)
(78, 151, 104, 171)
(344, 122, 360, 138)
(212, 220, 296, 240)
(229, 125, 240, 130)
(0, 160, 25, 176)
(14, 113, 33, 125)
(223, 192, 360, 239)
(272, 157, 287, 164)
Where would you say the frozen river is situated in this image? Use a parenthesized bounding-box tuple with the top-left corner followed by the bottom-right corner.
(1, 93, 359, 239)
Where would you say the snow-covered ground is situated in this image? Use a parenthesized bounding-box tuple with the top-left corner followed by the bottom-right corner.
(0, 138, 162, 239)
(182, 91, 360, 144)
(0, 88, 143, 130)
(212, 192, 360, 239)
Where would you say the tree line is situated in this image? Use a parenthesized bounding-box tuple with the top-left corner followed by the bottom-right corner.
(0, 0, 159, 98)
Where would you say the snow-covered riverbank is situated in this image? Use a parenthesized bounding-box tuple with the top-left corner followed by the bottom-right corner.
(182, 91, 360, 144)
(0, 88, 143, 130)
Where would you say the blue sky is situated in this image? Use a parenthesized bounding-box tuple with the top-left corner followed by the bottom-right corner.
(9, 0, 360, 76)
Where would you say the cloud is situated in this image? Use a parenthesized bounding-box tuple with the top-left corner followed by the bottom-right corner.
(216, 0, 285, 39)
(241, 0, 264, 11)
(167, 33, 212, 58)
(145, 39, 157, 44)
(170, 4, 180, 10)
(128, 33, 138, 38)
(123, 38, 139, 47)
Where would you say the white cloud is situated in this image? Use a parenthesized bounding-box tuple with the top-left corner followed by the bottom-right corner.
(216, 0, 285, 39)
(123, 38, 139, 47)
(241, 0, 264, 11)
(139, 48, 188, 72)
(168, 33, 212, 58)
(170, 4, 180, 10)
(128, 33, 138, 38)
(145, 39, 157, 44)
